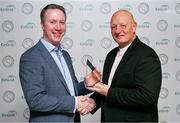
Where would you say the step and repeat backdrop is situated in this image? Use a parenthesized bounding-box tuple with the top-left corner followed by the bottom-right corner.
(0, 0, 180, 122)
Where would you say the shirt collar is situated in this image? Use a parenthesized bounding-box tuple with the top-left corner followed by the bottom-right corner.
(40, 38, 64, 53)
(119, 42, 131, 54)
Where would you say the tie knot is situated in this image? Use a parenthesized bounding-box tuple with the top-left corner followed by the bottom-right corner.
(54, 47, 59, 52)
(54, 47, 63, 57)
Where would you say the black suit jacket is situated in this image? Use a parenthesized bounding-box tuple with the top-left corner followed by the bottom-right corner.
(91, 36, 162, 122)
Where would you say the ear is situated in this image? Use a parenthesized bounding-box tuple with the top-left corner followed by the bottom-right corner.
(41, 22, 44, 30)
(132, 22, 137, 33)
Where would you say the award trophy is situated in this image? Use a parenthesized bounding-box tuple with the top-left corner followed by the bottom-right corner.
(86, 59, 102, 87)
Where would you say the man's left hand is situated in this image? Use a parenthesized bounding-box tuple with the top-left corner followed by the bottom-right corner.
(87, 83, 109, 96)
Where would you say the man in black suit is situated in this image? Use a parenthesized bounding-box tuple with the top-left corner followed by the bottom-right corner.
(85, 9, 162, 122)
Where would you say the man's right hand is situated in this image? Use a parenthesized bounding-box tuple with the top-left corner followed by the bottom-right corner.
(76, 96, 96, 115)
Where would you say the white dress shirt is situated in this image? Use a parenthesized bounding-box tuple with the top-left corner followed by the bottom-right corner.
(108, 44, 131, 86)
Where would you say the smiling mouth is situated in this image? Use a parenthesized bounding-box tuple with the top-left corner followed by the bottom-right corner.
(115, 34, 124, 38)
(53, 32, 63, 37)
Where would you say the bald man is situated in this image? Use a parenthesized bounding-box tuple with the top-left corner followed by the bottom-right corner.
(86, 9, 162, 122)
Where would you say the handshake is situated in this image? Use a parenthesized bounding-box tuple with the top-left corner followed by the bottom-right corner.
(76, 96, 95, 115)
(76, 68, 102, 115)
(76, 66, 109, 116)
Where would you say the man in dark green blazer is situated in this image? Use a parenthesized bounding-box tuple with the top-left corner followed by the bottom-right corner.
(85, 9, 162, 122)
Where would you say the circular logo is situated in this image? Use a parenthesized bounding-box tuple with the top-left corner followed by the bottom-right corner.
(157, 20, 168, 32)
(2, 20, 14, 32)
(81, 20, 93, 32)
(63, 2, 73, 14)
(3, 90, 15, 103)
(22, 38, 34, 49)
(100, 37, 112, 49)
(61, 37, 73, 49)
(81, 55, 93, 66)
(2, 56, 14, 68)
(140, 37, 150, 45)
(159, 87, 169, 99)
(175, 37, 180, 48)
(138, 2, 149, 15)
(175, 3, 180, 14)
(23, 108, 30, 120)
(159, 54, 168, 65)
(176, 104, 180, 115)
(21, 3, 33, 15)
(176, 70, 180, 81)
(100, 2, 111, 14)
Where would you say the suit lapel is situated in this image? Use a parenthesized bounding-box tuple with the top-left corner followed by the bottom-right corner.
(62, 50, 78, 95)
(103, 47, 119, 85)
(118, 36, 140, 67)
(104, 36, 140, 85)
(36, 41, 71, 95)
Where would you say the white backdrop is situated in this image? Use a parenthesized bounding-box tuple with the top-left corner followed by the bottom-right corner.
(0, 0, 180, 122)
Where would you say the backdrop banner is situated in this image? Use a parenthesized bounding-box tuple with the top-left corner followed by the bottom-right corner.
(0, 0, 180, 122)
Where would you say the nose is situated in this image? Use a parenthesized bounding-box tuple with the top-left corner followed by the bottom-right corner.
(56, 23, 62, 30)
(115, 25, 123, 33)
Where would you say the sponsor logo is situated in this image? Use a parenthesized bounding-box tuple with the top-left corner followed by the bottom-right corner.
(23, 108, 30, 120)
(140, 37, 150, 45)
(157, 20, 168, 31)
(155, 4, 169, 11)
(174, 24, 180, 28)
(138, 2, 149, 14)
(175, 58, 180, 62)
(66, 21, 75, 29)
(99, 59, 105, 64)
(176, 70, 180, 81)
(100, 37, 112, 49)
(2, 20, 14, 32)
(159, 87, 169, 99)
(20, 22, 35, 29)
(21, 3, 33, 15)
(80, 39, 94, 46)
(22, 38, 34, 49)
(0, 5, 16, 12)
(159, 54, 168, 65)
(63, 2, 73, 14)
(1, 110, 17, 118)
(175, 91, 180, 96)
(81, 20, 93, 32)
(176, 104, 180, 115)
(137, 22, 151, 28)
(61, 37, 73, 49)
(162, 72, 170, 79)
(156, 39, 170, 46)
(123, 4, 133, 11)
(99, 21, 110, 29)
(159, 106, 170, 113)
(175, 37, 180, 48)
(1, 40, 16, 47)
(175, 3, 180, 14)
(2, 56, 14, 68)
(3, 90, 15, 103)
(81, 55, 93, 66)
(79, 4, 93, 11)
(100, 2, 111, 14)
(79, 76, 84, 81)
(1, 75, 16, 83)
(70, 57, 75, 63)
